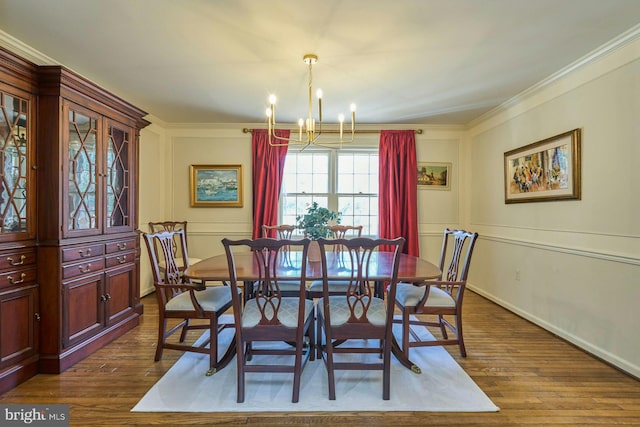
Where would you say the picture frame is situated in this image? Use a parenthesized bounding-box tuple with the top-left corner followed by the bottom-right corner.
(189, 164, 243, 207)
(504, 128, 581, 204)
(417, 162, 451, 190)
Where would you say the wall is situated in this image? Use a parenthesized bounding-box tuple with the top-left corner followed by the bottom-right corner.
(137, 124, 466, 293)
(465, 34, 640, 377)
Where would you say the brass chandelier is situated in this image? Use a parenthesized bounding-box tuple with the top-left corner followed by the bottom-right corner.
(266, 54, 356, 147)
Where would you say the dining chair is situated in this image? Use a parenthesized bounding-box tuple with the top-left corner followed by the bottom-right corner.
(261, 224, 300, 296)
(222, 237, 315, 403)
(149, 220, 202, 271)
(307, 224, 363, 298)
(142, 229, 236, 376)
(394, 228, 478, 358)
(316, 236, 405, 400)
(262, 224, 297, 239)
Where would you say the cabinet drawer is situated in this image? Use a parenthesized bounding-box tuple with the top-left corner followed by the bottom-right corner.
(0, 250, 36, 272)
(105, 239, 136, 254)
(105, 250, 135, 268)
(0, 267, 37, 290)
(62, 244, 104, 263)
(62, 258, 105, 280)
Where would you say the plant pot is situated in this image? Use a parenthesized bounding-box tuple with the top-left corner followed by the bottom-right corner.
(308, 240, 322, 262)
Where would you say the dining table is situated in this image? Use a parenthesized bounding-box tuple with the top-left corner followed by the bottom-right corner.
(184, 250, 442, 374)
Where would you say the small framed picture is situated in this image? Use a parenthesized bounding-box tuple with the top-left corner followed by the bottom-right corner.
(417, 162, 451, 190)
(189, 164, 243, 207)
(504, 129, 581, 204)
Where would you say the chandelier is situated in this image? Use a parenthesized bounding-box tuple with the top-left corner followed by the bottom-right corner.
(266, 54, 356, 147)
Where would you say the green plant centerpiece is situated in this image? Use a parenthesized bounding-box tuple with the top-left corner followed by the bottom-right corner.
(296, 202, 341, 239)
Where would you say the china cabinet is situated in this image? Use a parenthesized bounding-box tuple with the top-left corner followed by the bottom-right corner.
(0, 45, 149, 391)
(37, 66, 149, 373)
(0, 49, 39, 394)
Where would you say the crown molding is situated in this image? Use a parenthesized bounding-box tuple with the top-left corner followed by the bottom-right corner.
(468, 23, 640, 130)
(0, 29, 58, 65)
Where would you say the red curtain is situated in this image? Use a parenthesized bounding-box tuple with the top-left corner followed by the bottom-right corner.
(251, 129, 289, 239)
(378, 130, 419, 256)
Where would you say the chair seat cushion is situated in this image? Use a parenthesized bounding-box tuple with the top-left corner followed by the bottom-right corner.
(243, 297, 314, 328)
(395, 282, 455, 308)
(318, 295, 387, 326)
(274, 280, 305, 292)
(165, 285, 234, 312)
(308, 280, 352, 293)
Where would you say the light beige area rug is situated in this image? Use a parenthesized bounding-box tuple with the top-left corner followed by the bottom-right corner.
(132, 315, 499, 412)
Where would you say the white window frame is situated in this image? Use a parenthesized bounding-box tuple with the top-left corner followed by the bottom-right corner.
(279, 147, 378, 237)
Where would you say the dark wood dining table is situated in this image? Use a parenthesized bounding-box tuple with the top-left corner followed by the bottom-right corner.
(184, 251, 441, 373)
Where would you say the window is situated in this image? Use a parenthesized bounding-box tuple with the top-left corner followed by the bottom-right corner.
(280, 148, 378, 236)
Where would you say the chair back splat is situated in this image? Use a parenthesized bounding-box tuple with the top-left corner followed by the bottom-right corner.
(222, 237, 315, 403)
(394, 228, 478, 359)
(316, 236, 405, 400)
(142, 229, 235, 376)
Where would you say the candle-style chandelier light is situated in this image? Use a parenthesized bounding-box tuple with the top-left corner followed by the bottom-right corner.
(266, 54, 356, 147)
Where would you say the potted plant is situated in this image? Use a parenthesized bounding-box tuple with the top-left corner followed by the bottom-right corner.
(296, 202, 341, 261)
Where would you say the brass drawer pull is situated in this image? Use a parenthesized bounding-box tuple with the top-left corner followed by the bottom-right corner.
(116, 255, 127, 264)
(117, 242, 128, 250)
(7, 255, 26, 266)
(79, 264, 92, 273)
(79, 248, 92, 257)
(7, 273, 27, 284)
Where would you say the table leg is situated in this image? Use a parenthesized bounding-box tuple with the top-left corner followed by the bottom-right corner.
(391, 335, 422, 374)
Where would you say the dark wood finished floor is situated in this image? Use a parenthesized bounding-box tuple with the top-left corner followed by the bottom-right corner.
(1, 291, 639, 426)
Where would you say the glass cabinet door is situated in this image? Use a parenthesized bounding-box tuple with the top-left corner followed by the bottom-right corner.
(104, 120, 132, 231)
(66, 105, 99, 234)
(0, 90, 30, 237)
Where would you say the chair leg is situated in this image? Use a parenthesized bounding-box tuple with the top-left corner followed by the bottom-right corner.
(325, 337, 336, 400)
(382, 339, 391, 400)
(439, 314, 448, 339)
(236, 337, 245, 403)
(456, 313, 467, 357)
(155, 318, 167, 361)
(292, 342, 303, 403)
(179, 318, 190, 342)
(206, 317, 218, 376)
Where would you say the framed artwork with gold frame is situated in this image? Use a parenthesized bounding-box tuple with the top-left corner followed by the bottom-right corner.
(189, 164, 243, 207)
(417, 162, 451, 190)
(504, 128, 581, 204)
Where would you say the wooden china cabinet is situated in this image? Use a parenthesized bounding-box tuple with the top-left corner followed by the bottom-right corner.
(37, 66, 149, 373)
(0, 48, 39, 394)
(0, 46, 149, 392)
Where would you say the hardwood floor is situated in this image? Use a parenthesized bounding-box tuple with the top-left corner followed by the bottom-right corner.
(1, 291, 639, 426)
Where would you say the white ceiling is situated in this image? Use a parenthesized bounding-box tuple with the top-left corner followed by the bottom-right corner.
(1, 0, 639, 125)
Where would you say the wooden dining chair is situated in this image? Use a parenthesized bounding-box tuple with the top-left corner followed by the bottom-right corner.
(142, 229, 236, 376)
(307, 225, 363, 298)
(222, 237, 315, 403)
(394, 228, 479, 358)
(149, 220, 202, 272)
(261, 224, 300, 296)
(316, 236, 405, 400)
(262, 224, 297, 239)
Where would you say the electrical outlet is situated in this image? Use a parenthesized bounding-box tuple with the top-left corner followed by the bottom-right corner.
(515, 269, 521, 281)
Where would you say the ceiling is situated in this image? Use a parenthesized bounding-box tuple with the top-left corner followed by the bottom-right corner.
(1, 0, 639, 126)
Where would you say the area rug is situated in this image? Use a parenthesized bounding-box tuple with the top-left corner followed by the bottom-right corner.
(132, 315, 499, 412)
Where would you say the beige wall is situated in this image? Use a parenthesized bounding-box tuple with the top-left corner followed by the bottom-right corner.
(465, 35, 640, 377)
(138, 33, 640, 378)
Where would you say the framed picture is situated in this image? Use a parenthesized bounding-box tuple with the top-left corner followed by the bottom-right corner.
(189, 164, 243, 207)
(504, 128, 581, 204)
(417, 162, 451, 190)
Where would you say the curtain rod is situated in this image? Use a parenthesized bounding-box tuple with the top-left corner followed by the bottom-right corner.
(242, 128, 423, 134)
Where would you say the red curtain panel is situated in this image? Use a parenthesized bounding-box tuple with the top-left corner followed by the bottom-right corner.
(378, 130, 419, 256)
(251, 129, 289, 239)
